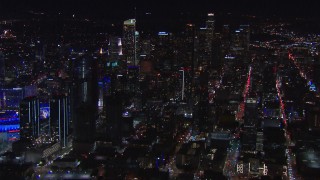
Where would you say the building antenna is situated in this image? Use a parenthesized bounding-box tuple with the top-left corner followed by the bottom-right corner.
(134, 6, 137, 20)
(134, 6, 137, 66)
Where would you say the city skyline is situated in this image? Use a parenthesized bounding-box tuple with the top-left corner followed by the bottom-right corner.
(0, 1, 320, 179)
(1, 1, 320, 35)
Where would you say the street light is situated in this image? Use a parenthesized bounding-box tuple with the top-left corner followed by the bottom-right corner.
(179, 69, 185, 101)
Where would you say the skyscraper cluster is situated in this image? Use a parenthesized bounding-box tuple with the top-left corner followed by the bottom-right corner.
(0, 5, 319, 179)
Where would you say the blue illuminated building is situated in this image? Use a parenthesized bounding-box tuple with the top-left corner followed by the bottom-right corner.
(0, 124, 19, 133)
(0, 110, 19, 131)
(0, 88, 24, 109)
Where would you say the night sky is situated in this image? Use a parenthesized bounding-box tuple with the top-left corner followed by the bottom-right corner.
(1, 0, 320, 18)
(1, 0, 320, 33)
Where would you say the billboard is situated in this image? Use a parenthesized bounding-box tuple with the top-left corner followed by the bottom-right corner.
(40, 102, 50, 120)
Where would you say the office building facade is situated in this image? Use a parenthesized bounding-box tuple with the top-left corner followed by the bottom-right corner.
(123, 19, 139, 67)
(72, 53, 98, 148)
(50, 95, 70, 147)
(19, 97, 40, 140)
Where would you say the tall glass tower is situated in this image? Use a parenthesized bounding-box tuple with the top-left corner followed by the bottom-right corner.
(72, 53, 98, 148)
(19, 97, 40, 140)
(50, 95, 70, 147)
(123, 19, 138, 67)
(205, 13, 215, 68)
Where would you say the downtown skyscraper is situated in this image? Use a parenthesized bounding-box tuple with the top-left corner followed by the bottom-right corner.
(72, 53, 98, 152)
(123, 19, 139, 67)
(205, 13, 215, 69)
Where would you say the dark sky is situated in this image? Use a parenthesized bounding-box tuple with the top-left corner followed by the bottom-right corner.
(1, 0, 320, 33)
(1, 0, 320, 19)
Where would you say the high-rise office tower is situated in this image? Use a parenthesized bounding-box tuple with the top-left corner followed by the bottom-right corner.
(0, 88, 24, 109)
(19, 97, 40, 140)
(104, 91, 133, 144)
(198, 69, 210, 130)
(195, 27, 207, 68)
(123, 19, 139, 66)
(205, 13, 215, 68)
(107, 36, 123, 68)
(195, 13, 215, 69)
(139, 36, 152, 58)
(35, 40, 46, 63)
(221, 25, 231, 62)
(239, 25, 250, 51)
(185, 24, 195, 69)
(50, 95, 70, 147)
(72, 53, 98, 149)
(105, 92, 123, 144)
(306, 106, 320, 130)
(206, 13, 215, 34)
(244, 97, 259, 128)
(231, 25, 250, 57)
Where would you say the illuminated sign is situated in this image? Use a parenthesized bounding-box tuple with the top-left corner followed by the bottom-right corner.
(246, 98, 257, 103)
(40, 107, 50, 119)
(309, 81, 317, 91)
(40, 102, 50, 120)
(158, 32, 168, 36)
(106, 61, 118, 67)
(225, 55, 235, 59)
(310, 84, 317, 91)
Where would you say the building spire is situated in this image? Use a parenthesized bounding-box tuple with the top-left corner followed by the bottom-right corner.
(134, 6, 137, 20)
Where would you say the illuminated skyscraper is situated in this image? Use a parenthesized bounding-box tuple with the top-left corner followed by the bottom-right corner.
(205, 13, 215, 68)
(139, 37, 152, 58)
(0, 88, 24, 109)
(50, 95, 70, 147)
(244, 97, 259, 128)
(19, 97, 40, 140)
(72, 53, 98, 150)
(195, 27, 207, 68)
(35, 40, 46, 63)
(185, 24, 195, 70)
(107, 36, 122, 68)
(195, 13, 216, 69)
(206, 13, 215, 34)
(123, 19, 139, 66)
(231, 25, 250, 56)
